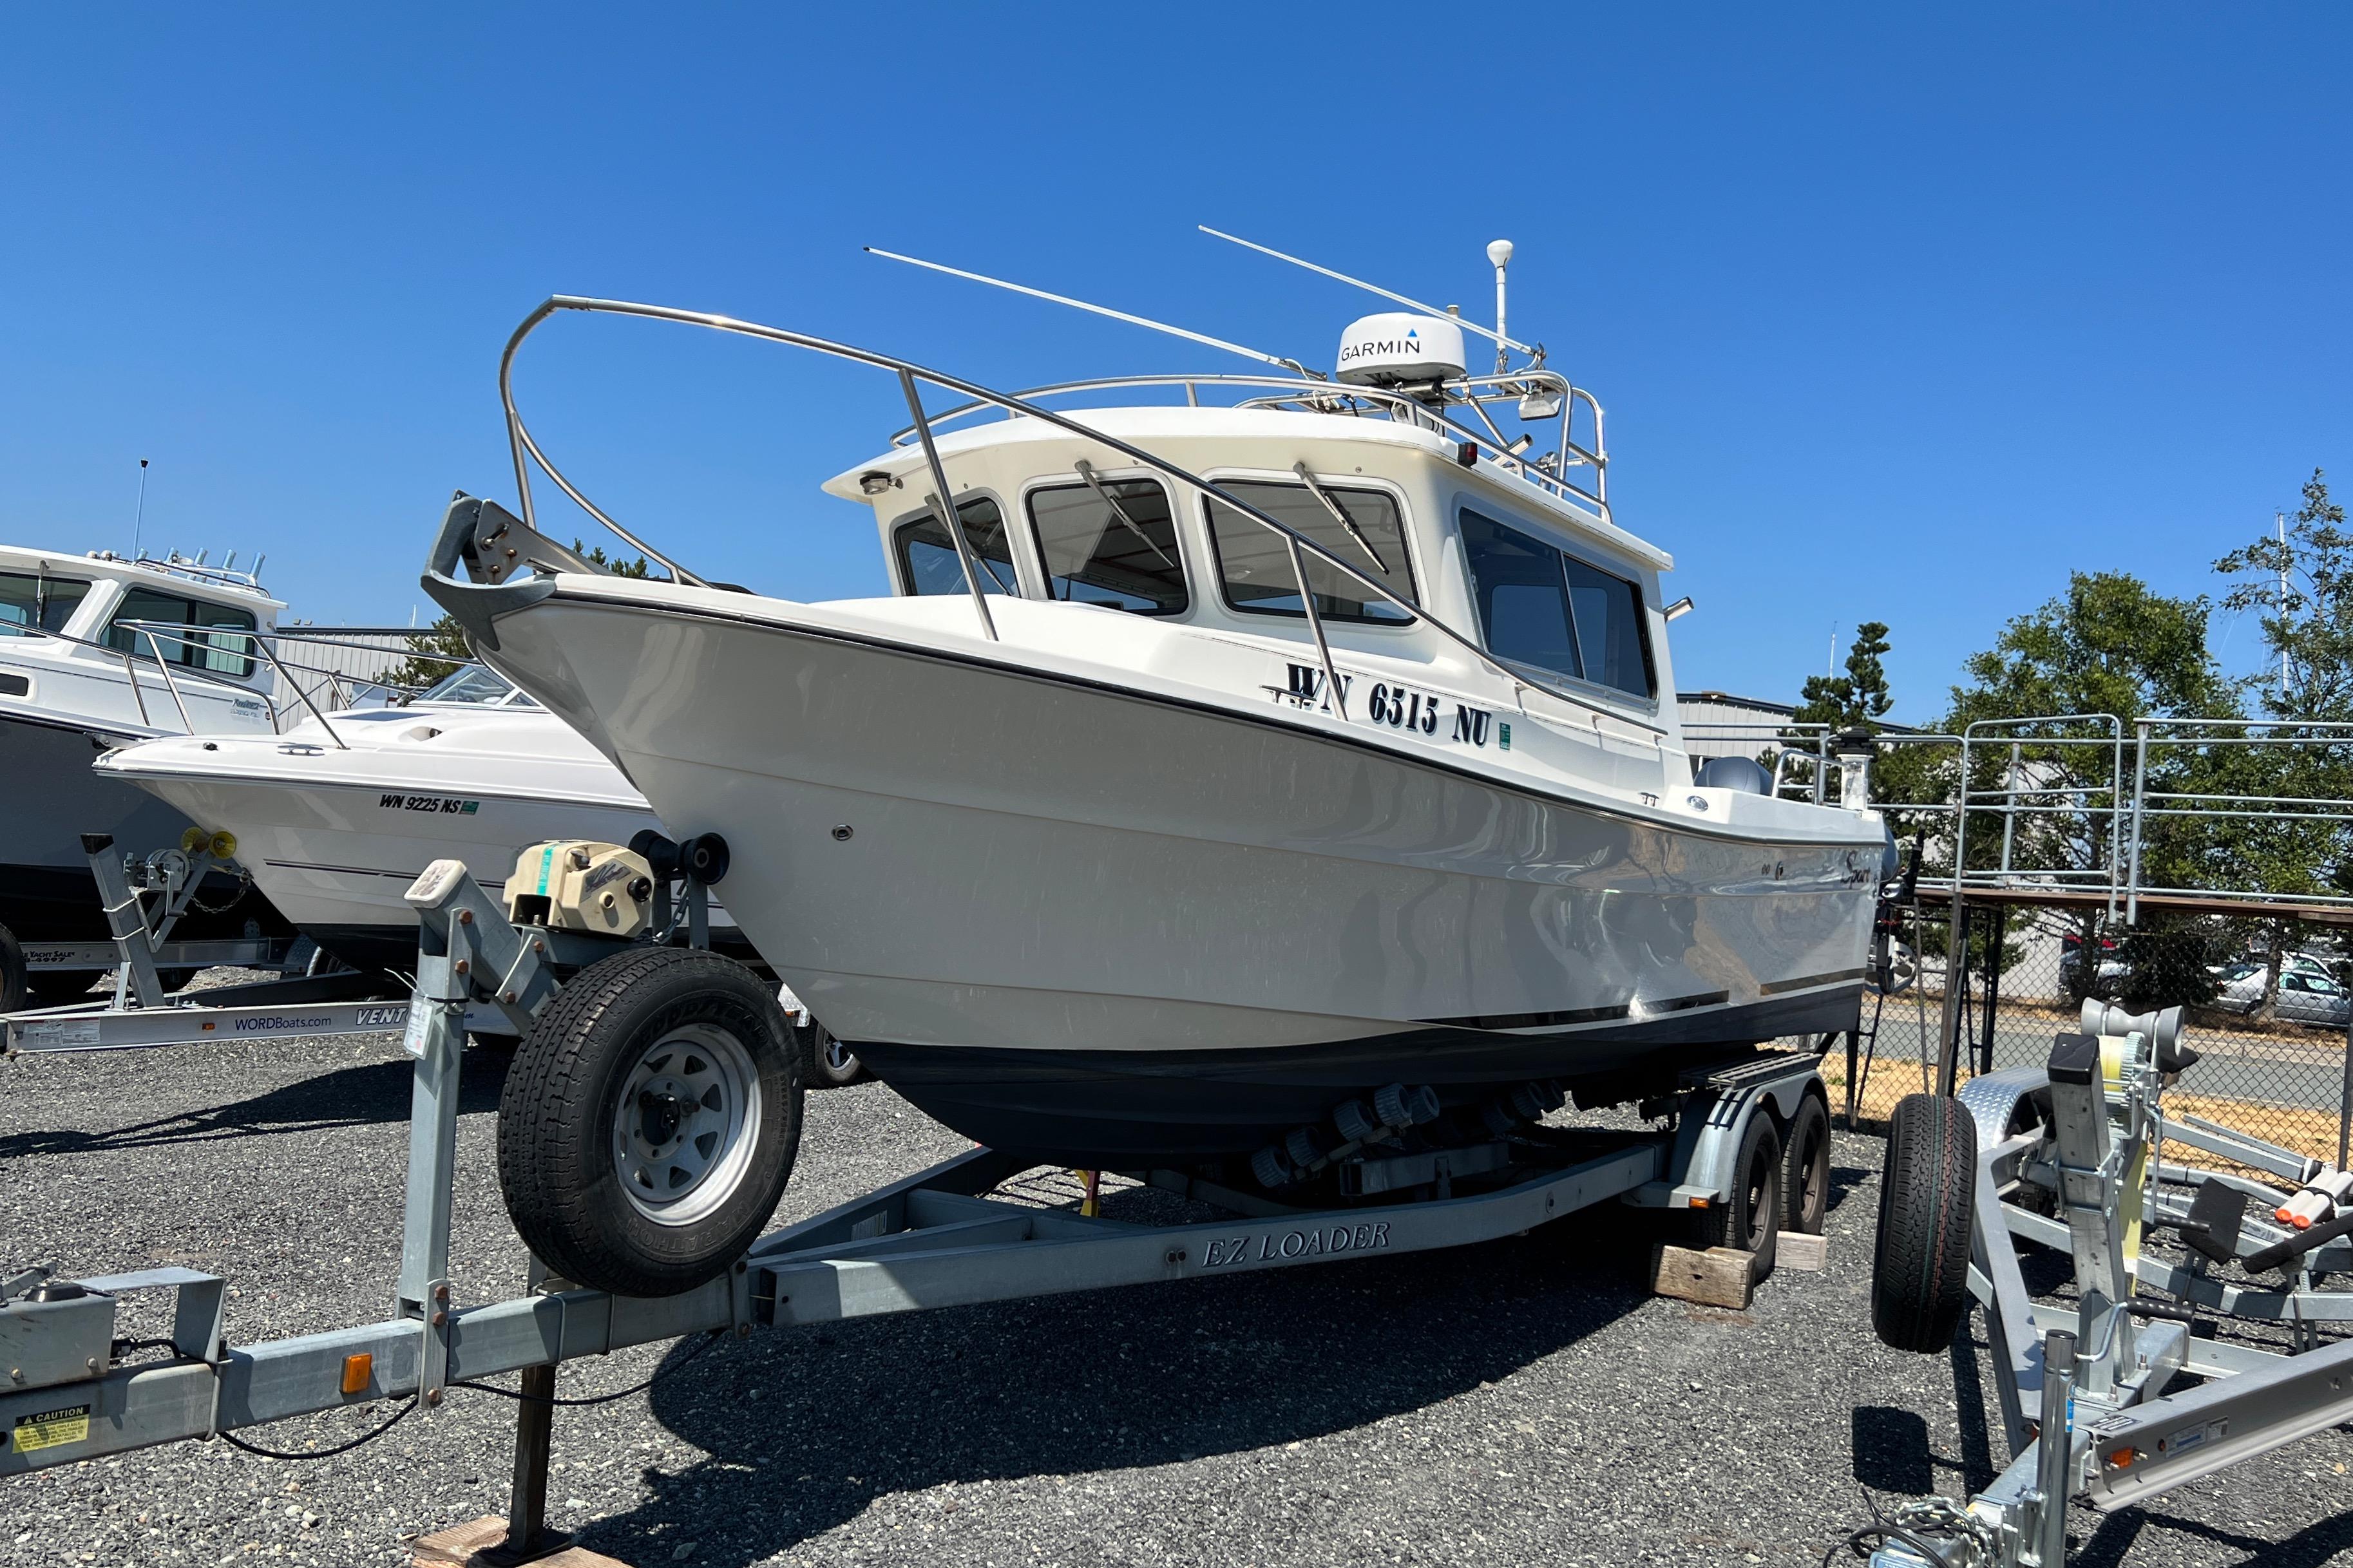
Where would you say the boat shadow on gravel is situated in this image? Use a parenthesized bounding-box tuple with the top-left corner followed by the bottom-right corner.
(585, 1187, 1818, 1566)
(0, 1048, 510, 1159)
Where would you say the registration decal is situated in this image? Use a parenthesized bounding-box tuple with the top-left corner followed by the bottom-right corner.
(1266, 663, 1496, 750)
(379, 793, 481, 815)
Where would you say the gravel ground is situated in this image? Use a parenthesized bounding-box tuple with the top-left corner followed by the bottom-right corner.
(3, 1028, 2350, 1567)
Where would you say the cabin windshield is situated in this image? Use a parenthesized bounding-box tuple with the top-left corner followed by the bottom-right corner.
(893, 497, 1017, 597)
(0, 571, 92, 638)
(106, 588, 260, 677)
(1205, 480, 1415, 625)
(1027, 478, 1186, 615)
(1458, 507, 1655, 699)
(416, 665, 540, 707)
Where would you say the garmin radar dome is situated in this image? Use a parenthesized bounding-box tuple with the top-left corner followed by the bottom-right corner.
(1334, 311, 1466, 389)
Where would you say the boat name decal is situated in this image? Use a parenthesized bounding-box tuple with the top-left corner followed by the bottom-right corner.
(1200, 1222, 1392, 1270)
(380, 793, 482, 816)
(1267, 665, 1502, 750)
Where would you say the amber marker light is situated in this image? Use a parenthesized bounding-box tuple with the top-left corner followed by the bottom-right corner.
(341, 1354, 373, 1396)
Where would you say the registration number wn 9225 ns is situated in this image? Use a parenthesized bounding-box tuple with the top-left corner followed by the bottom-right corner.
(379, 794, 481, 815)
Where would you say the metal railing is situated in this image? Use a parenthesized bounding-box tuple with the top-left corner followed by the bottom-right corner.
(109, 622, 488, 749)
(1853, 715, 2353, 921)
(0, 619, 276, 733)
(887, 370, 1609, 516)
(491, 295, 1653, 735)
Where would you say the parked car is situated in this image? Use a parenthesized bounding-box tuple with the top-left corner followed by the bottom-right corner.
(2210, 963, 2351, 1028)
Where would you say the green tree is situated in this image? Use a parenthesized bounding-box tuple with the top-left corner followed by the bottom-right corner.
(1792, 620, 1893, 732)
(2215, 470, 2353, 722)
(1929, 572, 2238, 1003)
(2203, 471, 2353, 1012)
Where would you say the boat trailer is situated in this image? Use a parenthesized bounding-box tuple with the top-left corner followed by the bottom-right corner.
(0, 858, 1827, 1562)
(1853, 1002, 2353, 1567)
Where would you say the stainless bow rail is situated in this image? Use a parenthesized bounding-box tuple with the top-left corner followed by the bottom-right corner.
(490, 296, 1626, 728)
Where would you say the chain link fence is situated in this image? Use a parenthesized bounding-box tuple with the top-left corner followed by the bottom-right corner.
(1829, 900, 2353, 1169)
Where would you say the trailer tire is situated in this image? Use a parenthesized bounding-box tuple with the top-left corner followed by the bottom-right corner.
(1783, 1091, 1831, 1235)
(498, 945, 801, 1298)
(1872, 1093, 1976, 1353)
(1694, 1110, 1781, 1280)
(800, 1023, 868, 1089)
(0, 923, 24, 1014)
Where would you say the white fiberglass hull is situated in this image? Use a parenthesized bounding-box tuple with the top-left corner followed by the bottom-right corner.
(462, 585, 1882, 1164)
(95, 708, 737, 978)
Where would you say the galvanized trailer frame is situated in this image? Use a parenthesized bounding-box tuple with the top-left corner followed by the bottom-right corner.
(1863, 1006, 2353, 1567)
(1, 862, 1824, 1563)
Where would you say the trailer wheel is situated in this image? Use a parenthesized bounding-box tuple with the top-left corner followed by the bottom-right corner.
(498, 945, 801, 1297)
(1782, 1092, 1831, 1236)
(1872, 1093, 1976, 1353)
(1695, 1111, 1782, 1280)
(801, 1023, 869, 1090)
(0, 923, 24, 1014)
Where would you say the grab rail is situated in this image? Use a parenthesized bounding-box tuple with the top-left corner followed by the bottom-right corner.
(492, 296, 1656, 735)
(886, 371, 1608, 515)
(0, 621, 279, 734)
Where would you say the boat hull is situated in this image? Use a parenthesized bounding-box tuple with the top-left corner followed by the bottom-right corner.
(475, 593, 1878, 1163)
(0, 711, 287, 945)
(93, 763, 701, 978)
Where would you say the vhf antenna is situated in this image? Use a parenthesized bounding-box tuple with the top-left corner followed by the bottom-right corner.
(1197, 225, 1539, 367)
(864, 247, 1316, 377)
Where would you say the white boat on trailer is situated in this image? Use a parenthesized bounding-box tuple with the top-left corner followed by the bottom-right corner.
(423, 237, 1895, 1171)
(91, 665, 758, 982)
(0, 545, 297, 1006)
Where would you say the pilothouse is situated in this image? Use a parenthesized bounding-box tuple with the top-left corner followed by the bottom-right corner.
(423, 231, 1892, 1171)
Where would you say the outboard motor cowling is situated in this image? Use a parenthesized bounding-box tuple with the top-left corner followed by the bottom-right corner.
(1692, 755, 1773, 795)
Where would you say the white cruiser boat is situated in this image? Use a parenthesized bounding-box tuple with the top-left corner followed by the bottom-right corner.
(421, 247, 1891, 1166)
(94, 665, 745, 980)
(0, 545, 293, 983)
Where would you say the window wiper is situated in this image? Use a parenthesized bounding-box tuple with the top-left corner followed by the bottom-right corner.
(1292, 462, 1389, 577)
(1073, 460, 1177, 571)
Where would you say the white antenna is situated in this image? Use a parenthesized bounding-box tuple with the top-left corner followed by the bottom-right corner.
(864, 247, 1310, 374)
(1485, 240, 1514, 375)
(1199, 225, 1536, 358)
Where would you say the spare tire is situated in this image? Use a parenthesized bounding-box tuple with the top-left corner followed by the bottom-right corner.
(1872, 1093, 1977, 1352)
(498, 945, 801, 1296)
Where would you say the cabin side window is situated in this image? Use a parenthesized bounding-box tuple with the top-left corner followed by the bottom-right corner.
(0, 571, 92, 638)
(1204, 479, 1415, 625)
(1458, 507, 1655, 700)
(1025, 478, 1187, 615)
(891, 497, 1017, 598)
(105, 587, 259, 677)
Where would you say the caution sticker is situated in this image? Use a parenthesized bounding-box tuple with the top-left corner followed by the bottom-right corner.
(10, 1404, 91, 1453)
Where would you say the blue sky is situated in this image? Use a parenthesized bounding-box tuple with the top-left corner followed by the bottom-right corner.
(3, 6, 2345, 723)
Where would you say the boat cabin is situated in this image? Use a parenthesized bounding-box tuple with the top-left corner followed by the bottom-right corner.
(0, 544, 284, 734)
(824, 370, 1682, 758)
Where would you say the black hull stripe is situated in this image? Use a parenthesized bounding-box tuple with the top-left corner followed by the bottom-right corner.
(538, 588, 1873, 853)
(1759, 967, 1867, 996)
(1419, 1003, 1631, 1031)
